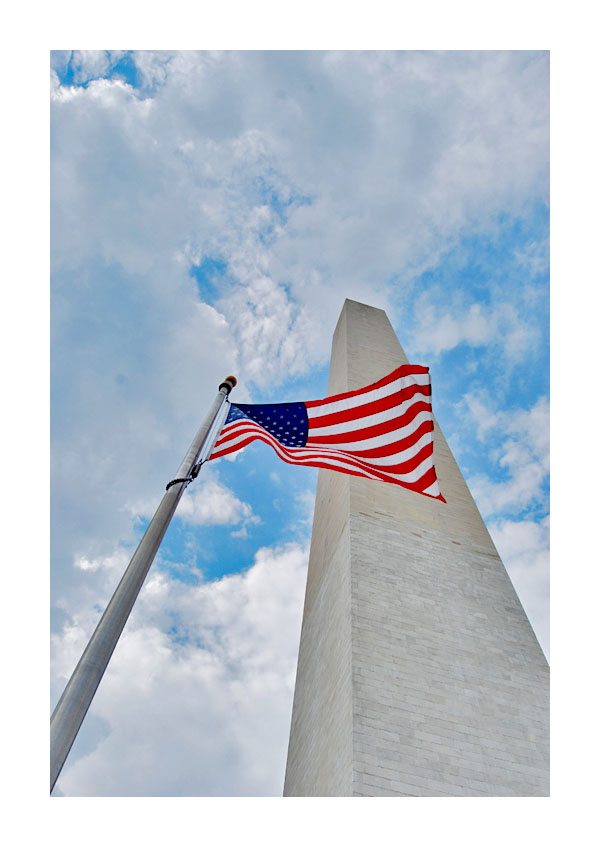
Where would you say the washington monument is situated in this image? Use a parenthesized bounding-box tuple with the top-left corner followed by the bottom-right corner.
(283, 299, 549, 797)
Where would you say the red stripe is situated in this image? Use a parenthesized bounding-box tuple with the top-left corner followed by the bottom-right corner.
(214, 418, 432, 473)
(409, 465, 445, 501)
(298, 459, 444, 500)
(308, 420, 434, 461)
(210, 432, 262, 459)
(209, 378, 446, 502)
(211, 428, 444, 501)
(308, 383, 430, 429)
(305, 364, 429, 409)
(213, 429, 312, 464)
(306, 441, 434, 478)
(307, 402, 432, 447)
(345, 420, 434, 459)
(211, 418, 270, 448)
(212, 422, 254, 449)
(212, 423, 311, 460)
(362, 442, 434, 475)
(215, 406, 432, 460)
(214, 423, 434, 483)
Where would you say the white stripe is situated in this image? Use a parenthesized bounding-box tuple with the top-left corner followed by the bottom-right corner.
(375, 453, 434, 483)
(308, 391, 431, 437)
(214, 421, 312, 457)
(422, 480, 441, 497)
(308, 372, 430, 421)
(218, 391, 430, 449)
(308, 409, 433, 452)
(212, 422, 275, 453)
(217, 422, 435, 484)
(307, 451, 436, 484)
(334, 430, 433, 467)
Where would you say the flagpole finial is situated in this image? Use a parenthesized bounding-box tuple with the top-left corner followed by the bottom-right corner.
(219, 376, 237, 394)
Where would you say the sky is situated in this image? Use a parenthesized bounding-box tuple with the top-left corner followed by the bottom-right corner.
(47, 48, 553, 799)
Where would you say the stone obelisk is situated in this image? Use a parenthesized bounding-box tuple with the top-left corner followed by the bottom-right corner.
(283, 299, 549, 797)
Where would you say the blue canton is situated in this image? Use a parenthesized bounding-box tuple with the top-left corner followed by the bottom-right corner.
(227, 402, 308, 447)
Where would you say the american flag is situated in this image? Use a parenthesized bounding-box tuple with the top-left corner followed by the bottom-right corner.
(209, 364, 445, 501)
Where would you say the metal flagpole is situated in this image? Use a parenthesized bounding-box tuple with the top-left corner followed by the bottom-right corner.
(50, 376, 237, 793)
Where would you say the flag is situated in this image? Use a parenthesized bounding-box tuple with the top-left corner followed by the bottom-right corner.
(210, 365, 445, 501)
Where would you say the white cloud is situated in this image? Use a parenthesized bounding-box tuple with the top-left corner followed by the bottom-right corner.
(293, 488, 317, 531)
(73, 550, 127, 573)
(462, 392, 502, 441)
(454, 393, 549, 659)
(514, 237, 550, 277)
(509, 395, 550, 461)
(411, 300, 499, 356)
(488, 516, 549, 658)
(52, 542, 309, 796)
(459, 392, 549, 519)
(124, 473, 260, 532)
(178, 480, 260, 529)
(49, 51, 550, 797)
(223, 274, 312, 385)
(468, 397, 549, 518)
(453, 389, 550, 658)
(51, 51, 549, 389)
(69, 51, 112, 84)
(410, 295, 542, 362)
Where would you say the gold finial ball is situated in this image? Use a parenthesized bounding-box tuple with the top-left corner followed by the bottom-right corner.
(224, 375, 237, 386)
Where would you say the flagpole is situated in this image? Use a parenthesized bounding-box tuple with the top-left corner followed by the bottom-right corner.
(50, 376, 237, 793)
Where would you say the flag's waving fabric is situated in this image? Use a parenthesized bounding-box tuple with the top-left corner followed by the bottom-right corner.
(210, 365, 445, 501)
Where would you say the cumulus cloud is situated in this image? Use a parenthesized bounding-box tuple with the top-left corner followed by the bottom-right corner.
(69, 51, 126, 84)
(177, 480, 261, 530)
(292, 489, 317, 531)
(52, 542, 309, 796)
(51, 50, 549, 390)
(462, 392, 502, 442)
(50, 51, 549, 795)
(121, 462, 261, 545)
(488, 516, 549, 658)
(449, 390, 550, 658)
(466, 395, 549, 518)
(514, 237, 550, 277)
(410, 294, 541, 362)
(73, 550, 128, 573)
(411, 300, 499, 356)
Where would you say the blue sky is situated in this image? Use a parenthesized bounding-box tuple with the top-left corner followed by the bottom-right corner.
(50, 49, 550, 798)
